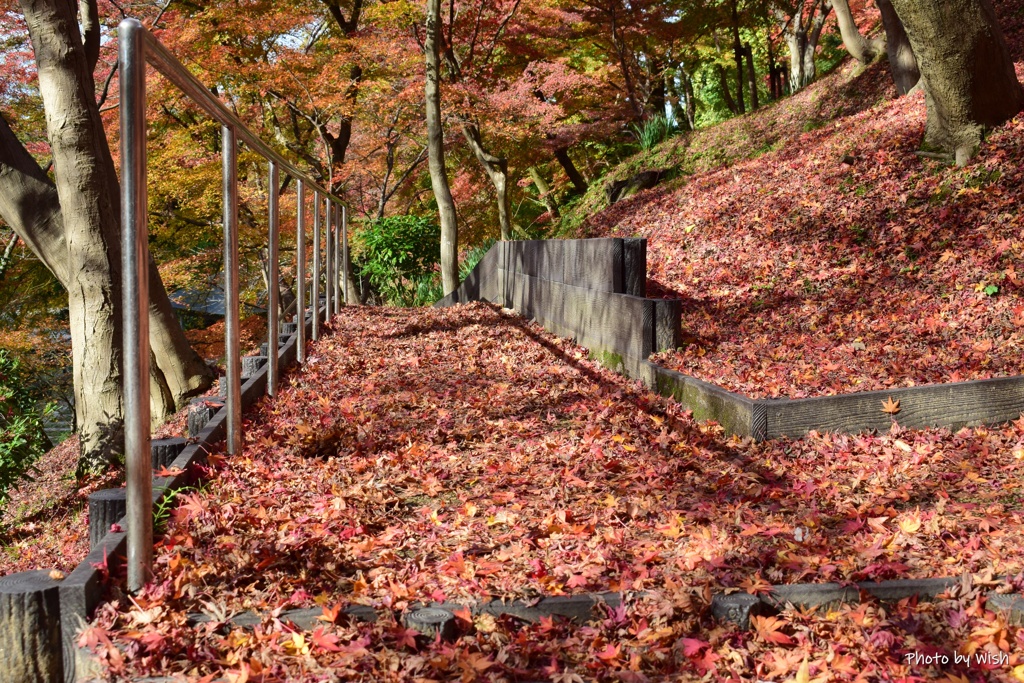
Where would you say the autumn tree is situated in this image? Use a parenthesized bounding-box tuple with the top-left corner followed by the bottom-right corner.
(1, 0, 214, 471)
(831, 0, 884, 64)
(876, 0, 919, 95)
(425, 0, 459, 293)
(775, 0, 833, 91)
(888, 0, 1023, 163)
(828, 0, 919, 94)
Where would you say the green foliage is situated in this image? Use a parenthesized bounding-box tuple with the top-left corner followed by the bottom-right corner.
(408, 239, 497, 307)
(356, 215, 442, 306)
(0, 350, 52, 505)
(631, 115, 678, 151)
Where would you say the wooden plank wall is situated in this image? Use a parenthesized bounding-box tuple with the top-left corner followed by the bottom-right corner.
(436, 238, 679, 377)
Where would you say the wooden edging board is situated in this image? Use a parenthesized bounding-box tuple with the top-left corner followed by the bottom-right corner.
(644, 361, 1024, 441)
(182, 578, 1023, 633)
(63, 306, 322, 682)
(77, 579, 1023, 681)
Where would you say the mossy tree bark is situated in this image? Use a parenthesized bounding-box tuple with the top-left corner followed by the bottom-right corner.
(889, 0, 1024, 163)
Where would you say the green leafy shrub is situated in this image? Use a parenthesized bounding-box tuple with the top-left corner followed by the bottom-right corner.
(409, 239, 497, 307)
(0, 350, 52, 505)
(356, 215, 441, 306)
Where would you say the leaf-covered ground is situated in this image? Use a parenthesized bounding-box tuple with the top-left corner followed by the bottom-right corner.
(581, 2, 1024, 399)
(87, 304, 1024, 680)
(0, 386, 213, 577)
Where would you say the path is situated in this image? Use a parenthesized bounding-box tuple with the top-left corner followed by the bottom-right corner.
(84, 302, 1024, 681)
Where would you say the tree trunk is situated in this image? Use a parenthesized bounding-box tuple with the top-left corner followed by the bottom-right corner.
(22, 0, 125, 471)
(780, 0, 833, 91)
(648, 56, 666, 116)
(716, 63, 740, 114)
(833, 0, 885, 63)
(889, 0, 1024, 162)
(554, 147, 589, 194)
(17, 0, 214, 471)
(460, 123, 512, 241)
(0, 114, 214, 428)
(608, 5, 643, 119)
(876, 0, 920, 95)
(767, 34, 782, 100)
(425, 0, 459, 294)
(664, 66, 688, 130)
(528, 167, 560, 220)
(0, 231, 18, 282)
(743, 45, 759, 110)
(730, 1, 746, 114)
(681, 67, 697, 127)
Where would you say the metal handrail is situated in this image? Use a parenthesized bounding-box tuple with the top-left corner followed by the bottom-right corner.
(119, 17, 348, 590)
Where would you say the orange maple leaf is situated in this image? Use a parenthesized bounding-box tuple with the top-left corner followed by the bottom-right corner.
(751, 615, 795, 646)
(881, 396, 901, 415)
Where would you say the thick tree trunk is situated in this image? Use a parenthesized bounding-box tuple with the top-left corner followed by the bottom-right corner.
(876, 0, 920, 95)
(0, 114, 214, 427)
(780, 0, 833, 91)
(17, 1, 215, 470)
(528, 167, 560, 220)
(22, 0, 125, 471)
(889, 0, 1024, 162)
(833, 0, 885, 63)
(425, 0, 459, 294)
(461, 123, 512, 241)
(554, 147, 589, 194)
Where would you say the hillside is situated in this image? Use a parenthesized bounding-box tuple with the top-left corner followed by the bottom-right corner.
(572, 1, 1024, 399)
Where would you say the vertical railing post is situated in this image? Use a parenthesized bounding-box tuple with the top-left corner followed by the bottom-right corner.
(267, 162, 280, 396)
(312, 189, 321, 340)
(324, 196, 333, 322)
(296, 179, 306, 363)
(342, 204, 350, 306)
(332, 203, 340, 312)
(119, 17, 152, 593)
(223, 125, 242, 454)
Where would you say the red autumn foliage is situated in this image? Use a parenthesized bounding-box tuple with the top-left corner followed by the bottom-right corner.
(82, 304, 1024, 680)
(581, 2, 1024, 399)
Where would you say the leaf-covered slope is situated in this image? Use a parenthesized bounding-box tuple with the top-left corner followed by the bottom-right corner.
(577, 2, 1024, 399)
(91, 303, 1024, 679)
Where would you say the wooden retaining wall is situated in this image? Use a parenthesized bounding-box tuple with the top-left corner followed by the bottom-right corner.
(648, 362, 1024, 441)
(440, 239, 1024, 441)
(437, 239, 681, 378)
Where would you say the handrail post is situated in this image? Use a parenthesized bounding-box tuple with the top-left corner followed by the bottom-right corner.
(223, 125, 242, 454)
(324, 196, 333, 321)
(267, 162, 280, 396)
(119, 17, 153, 593)
(312, 190, 321, 340)
(333, 203, 341, 312)
(296, 180, 306, 363)
(342, 204, 350, 306)
(115, 15, 352, 595)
